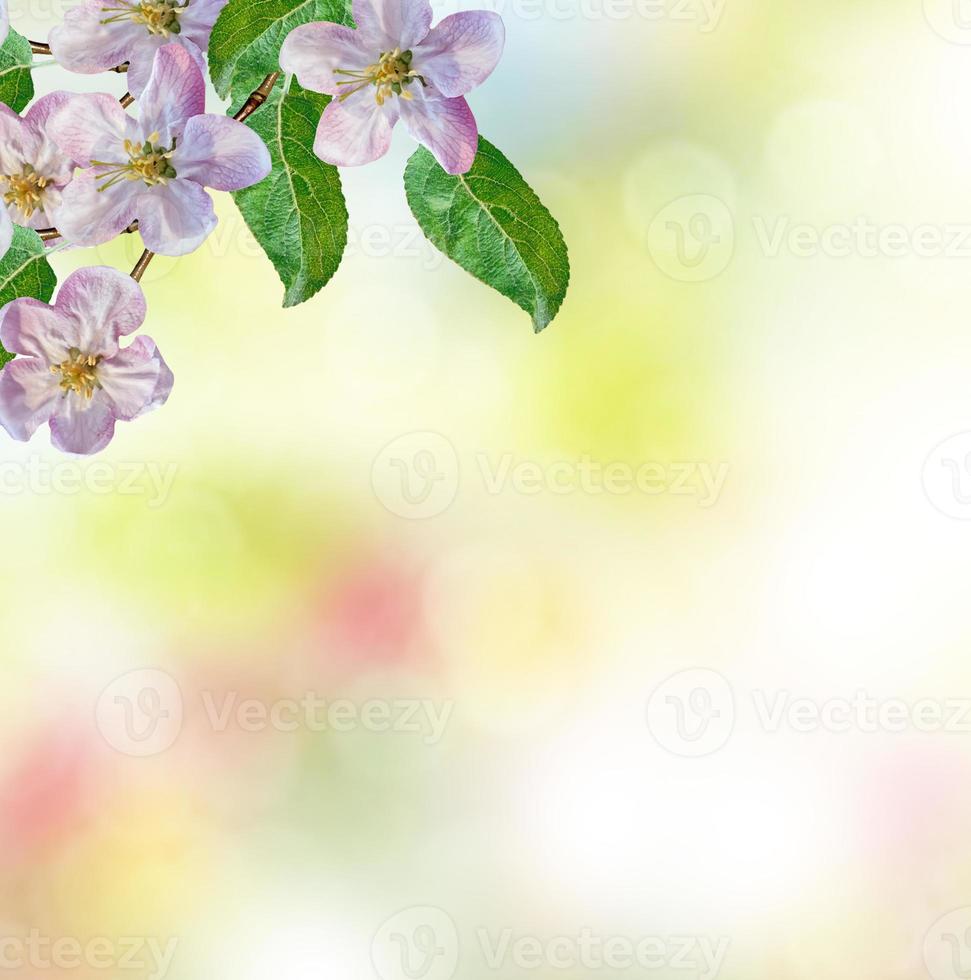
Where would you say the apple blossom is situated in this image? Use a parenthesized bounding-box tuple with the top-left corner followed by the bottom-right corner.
(280, 0, 504, 174)
(49, 0, 228, 95)
(48, 44, 271, 257)
(0, 266, 172, 454)
(0, 94, 79, 236)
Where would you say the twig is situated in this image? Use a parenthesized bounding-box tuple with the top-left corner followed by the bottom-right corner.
(29, 40, 51, 55)
(130, 250, 155, 283)
(37, 228, 61, 242)
(120, 92, 135, 108)
(234, 73, 280, 122)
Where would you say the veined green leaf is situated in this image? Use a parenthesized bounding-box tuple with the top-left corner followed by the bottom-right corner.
(404, 138, 570, 332)
(209, 0, 352, 102)
(232, 80, 348, 308)
(0, 29, 34, 113)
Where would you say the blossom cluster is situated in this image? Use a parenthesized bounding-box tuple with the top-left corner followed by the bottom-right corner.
(0, 0, 505, 454)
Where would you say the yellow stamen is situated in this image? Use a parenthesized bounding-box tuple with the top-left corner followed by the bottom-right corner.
(1, 165, 50, 219)
(100, 0, 184, 37)
(333, 48, 426, 105)
(51, 348, 103, 399)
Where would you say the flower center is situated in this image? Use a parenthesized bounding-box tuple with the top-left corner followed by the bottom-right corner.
(100, 0, 184, 36)
(91, 132, 178, 192)
(334, 48, 427, 106)
(1, 165, 50, 219)
(51, 348, 103, 399)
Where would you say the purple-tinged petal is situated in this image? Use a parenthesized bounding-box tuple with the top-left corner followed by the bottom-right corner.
(136, 44, 206, 142)
(352, 0, 432, 50)
(399, 94, 477, 174)
(126, 35, 207, 98)
(0, 297, 74, 361)
(99, 335, 173, 421)
(414, 12, 504, 98)
(0, 0, 8, 46)
(172, 114, 271, 191)
(23, 92, 81, 179)
(0, 209, 11, 260)
(0, 105, 29, 175)
(47, 93, 131, 166)
(55, 170, 141, 248)
(49, 391, 116, 455)
(280, 22, 372, 96)
(49, 0, 144, 73)
(136, 179, 216, 256)
(54, 266, 148, 355)
(313, 96, 399, 168)
(179, 0, 229, 45)
(0, 359, 60, 442)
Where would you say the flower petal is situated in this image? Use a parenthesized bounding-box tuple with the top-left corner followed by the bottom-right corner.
(136, 179, 216, 256)
(47, 93, 131, 166)
(99, 335, 173, 421)
(0, 297, 74, 361)
(0, 358, 60, 442)
(280, 22, 372, 96)
(49, 391, 116, 455)
(313, 96, 399, 168)
(49, 0, 144, 73)
(126, 35, 207, 99)
(54, 266, 148, 355)
(136, 43, 207, 142)
(179, 0, 229, 46)
(0, 209, 11, 260)
(55, 170, 141, 248)
(399, 93, 477, 174)
(352, 0, 433, 50)
(0, 0, 8, 46)
(172, 114, 271, 191)
(414, 12, 504, 98)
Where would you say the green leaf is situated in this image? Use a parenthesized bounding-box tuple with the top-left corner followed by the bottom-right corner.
(404, 138, 570, 332)
(0, 226, 57, 367)
(232, 80, 348, 308)
(0, 29, 34, 113)
(208, 0, 352, 102)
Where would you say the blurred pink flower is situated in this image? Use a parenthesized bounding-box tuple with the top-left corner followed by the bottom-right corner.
(0, 266, 172, 454)
(49, 0, 228, 95)
(280, 0, 504, 174)
(48, 44, 271, 256)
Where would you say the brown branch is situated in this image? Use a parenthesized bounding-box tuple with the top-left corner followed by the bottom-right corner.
(119, 92, 135, 108)
(130, 250, 155, 283)
(30, 41, 127, 72)
(234, 73, 280, 122)
(37, 228, 61, 242)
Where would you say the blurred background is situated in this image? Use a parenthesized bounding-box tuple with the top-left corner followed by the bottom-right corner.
(3, 0, 971, 977)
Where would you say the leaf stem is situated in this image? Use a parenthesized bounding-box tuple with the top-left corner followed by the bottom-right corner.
(130, 249, 155, 283)
(234, 72, 280, 122)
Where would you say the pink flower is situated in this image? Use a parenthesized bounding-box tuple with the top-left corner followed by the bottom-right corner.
(0, 266, 172, 455)
(48, 44, 271, 257)
(49, 0, 228, 95)
(280, 0, 504, 175)
(0, 94, 79, 234)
